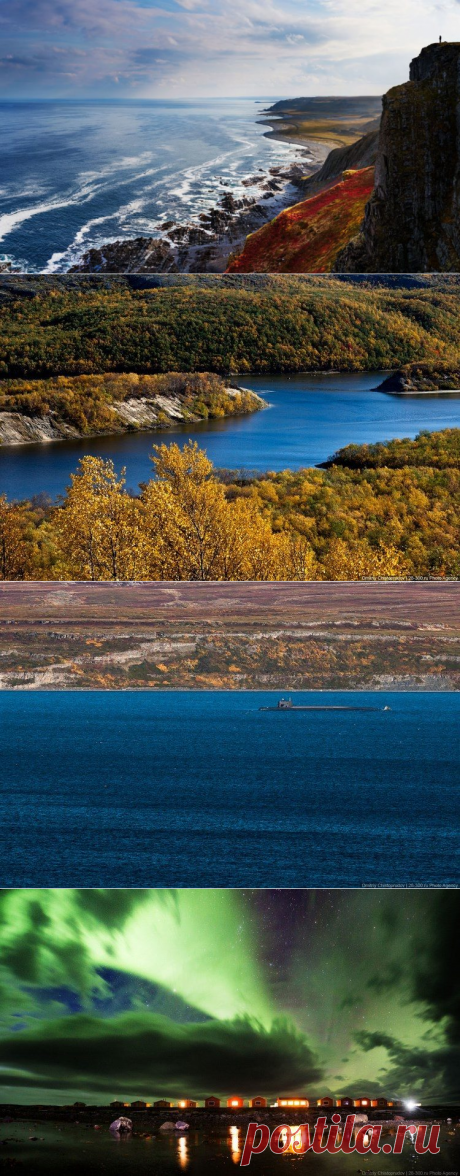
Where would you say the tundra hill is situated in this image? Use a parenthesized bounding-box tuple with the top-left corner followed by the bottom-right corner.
(227, 168, 374, 273)
(2, 275, 460, 376)
(1, 581, 459, 691)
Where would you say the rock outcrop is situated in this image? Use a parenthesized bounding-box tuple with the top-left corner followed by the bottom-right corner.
(301, 130, 379, 195)
(376, 363, 460, 394)
(70, 164, 307, 274)
(0, 379, 263, 447)
(335, 42, 460, 272)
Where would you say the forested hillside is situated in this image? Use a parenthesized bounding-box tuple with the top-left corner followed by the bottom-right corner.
(1, 433, 459, 581)
(1, 277, 460, 376)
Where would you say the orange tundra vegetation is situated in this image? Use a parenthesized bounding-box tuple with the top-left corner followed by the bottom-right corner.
(227, 168, 375, 274)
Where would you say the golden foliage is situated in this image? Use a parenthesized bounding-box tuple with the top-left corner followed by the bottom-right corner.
(0, 495, 30, 580)
(0, 441, 415, 582)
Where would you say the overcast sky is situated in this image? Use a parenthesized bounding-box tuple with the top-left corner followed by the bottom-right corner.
(1, 0, 460, 99)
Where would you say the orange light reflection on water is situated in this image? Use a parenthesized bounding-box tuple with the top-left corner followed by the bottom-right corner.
(229, 1125, 241, 1163)
(177, 1135, 189, 1169)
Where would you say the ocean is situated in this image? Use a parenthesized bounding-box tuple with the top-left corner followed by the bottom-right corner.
(0, 690, 459, 887)
(0, 99, 307, 272)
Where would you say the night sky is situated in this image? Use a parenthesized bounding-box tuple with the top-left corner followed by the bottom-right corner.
(0, 889, 458, 1106)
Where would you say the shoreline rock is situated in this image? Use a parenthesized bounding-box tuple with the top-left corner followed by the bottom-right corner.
(0, 381, 264, 448)
(69, 162, 312, 274)
(376, 364, 460, 395)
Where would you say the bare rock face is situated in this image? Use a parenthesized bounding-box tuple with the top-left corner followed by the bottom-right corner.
(335, 42, 460, 272)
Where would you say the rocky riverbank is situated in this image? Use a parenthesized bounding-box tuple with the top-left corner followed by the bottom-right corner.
(376, 364, 460, 395)
(0, 373, 263, 447)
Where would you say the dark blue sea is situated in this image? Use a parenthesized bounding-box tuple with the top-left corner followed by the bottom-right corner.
(0, 99, 306, 272)
(3, 373, 460, 501)
(1, 690, 459, 887)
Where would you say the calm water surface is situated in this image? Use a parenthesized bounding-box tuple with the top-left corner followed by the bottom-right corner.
(1, 690, 459, 887)
(0, 1121, 459, 1175)
(2, 373, 460, 501)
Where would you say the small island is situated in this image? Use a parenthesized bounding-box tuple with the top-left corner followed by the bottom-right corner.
(376, 363, 460, 395)
(0, 372, 263, 446)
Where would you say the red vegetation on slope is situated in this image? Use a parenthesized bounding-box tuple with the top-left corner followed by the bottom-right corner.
(227, 167, 375, 273)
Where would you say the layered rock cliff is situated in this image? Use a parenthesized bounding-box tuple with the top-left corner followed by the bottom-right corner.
(335, 42, 460, 271)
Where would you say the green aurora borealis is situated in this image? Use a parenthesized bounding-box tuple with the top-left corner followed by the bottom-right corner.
(0, 889, 458, 1106)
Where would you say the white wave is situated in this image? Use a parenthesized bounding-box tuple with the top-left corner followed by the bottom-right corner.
(0, 182, 97, 244)
(44, 194, 152, 271)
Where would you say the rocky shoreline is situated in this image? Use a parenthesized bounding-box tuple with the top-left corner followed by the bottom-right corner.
(67, 160, 314, 274)
(0, 381, 263, 447)
(376, 365, 460, 395)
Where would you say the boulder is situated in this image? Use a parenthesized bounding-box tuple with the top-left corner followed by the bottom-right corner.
(109, 1117, 132, 1134)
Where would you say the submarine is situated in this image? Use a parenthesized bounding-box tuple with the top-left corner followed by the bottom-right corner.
(259, 697, 390, 712)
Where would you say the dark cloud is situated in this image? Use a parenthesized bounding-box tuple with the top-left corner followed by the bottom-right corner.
(365, 962, 404, 993)
(355, 1030, 460, 1102)
(347, 894, 460, 1101)
(72, 888, 157, 926)
(0, 1012, 323, 1100)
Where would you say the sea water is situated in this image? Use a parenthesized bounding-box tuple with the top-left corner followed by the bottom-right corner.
(0, 1121, 458, 1175)
(1, 690, 459, 887)
(0, 99, 307, 272)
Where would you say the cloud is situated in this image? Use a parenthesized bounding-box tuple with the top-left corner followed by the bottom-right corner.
(0, 1011, 323, 1100)
(352, 894, 460, 1101)
(0, 890, 154, 992)
(2, 0, 460, 96)
(354, 1029, 460, 1101)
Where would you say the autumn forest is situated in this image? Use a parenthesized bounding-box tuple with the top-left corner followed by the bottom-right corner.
(1, 276, 460, 582)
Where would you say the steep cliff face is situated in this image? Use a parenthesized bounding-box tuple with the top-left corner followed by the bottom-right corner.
(335, 42, 460, 272)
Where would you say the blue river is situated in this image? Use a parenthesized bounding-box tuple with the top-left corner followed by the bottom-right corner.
(2, 372, 460, 501)
(1, 690, 458, 887)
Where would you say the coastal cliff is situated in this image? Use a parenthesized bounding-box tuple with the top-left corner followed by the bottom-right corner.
(335, 42, 460, 271)
(0, 373, 263, 447)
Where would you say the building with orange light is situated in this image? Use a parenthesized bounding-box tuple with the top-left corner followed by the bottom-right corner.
(277, 1096, 309, 1108)
(177, 1100, 197, 1109)
(317, 1097, 334, 1107)
(227, 1097, 245, 1108)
